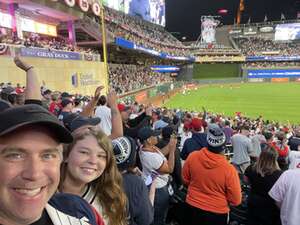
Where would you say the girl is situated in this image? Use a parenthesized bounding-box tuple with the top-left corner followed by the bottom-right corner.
(60, 128, 128, 225)
(245, 146, 282, 225)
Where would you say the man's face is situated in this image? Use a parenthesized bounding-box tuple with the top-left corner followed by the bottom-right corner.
(0, 126, 62, 225)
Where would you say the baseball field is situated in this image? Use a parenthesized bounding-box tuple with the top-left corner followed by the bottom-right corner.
(164, 82, 300, 124)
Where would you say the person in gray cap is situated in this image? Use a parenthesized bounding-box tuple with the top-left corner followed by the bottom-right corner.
(0, 104, 104, 225)
(182, 124, 242, 225)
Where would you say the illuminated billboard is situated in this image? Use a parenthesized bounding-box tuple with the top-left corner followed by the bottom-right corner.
(102, 0, 125, 12)
(102, 0, 165, 26)
(275, 23, 300, 41)
(0, 12, 12, 29)
(20, 18, 57, 36)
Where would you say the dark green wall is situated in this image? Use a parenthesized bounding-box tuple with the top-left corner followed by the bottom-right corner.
(193, 63, 241, 79)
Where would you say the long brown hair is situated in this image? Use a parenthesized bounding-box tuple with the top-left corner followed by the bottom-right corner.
(60, 129, 128, 225)
(253, 146, 281, 177)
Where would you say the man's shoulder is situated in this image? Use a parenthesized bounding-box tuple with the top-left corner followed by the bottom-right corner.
(48, 193, 96, 224)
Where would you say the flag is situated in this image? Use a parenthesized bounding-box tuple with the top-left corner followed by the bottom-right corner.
(236, 0, 245, 24)
(239, 0, 245, 11)
(264, 15, 268, 22)
(281, 13, 285, 20)
(237, 12, 241, 24)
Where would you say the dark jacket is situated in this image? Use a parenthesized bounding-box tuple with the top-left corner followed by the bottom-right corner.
(123, 173, 154, 225)
(180, 132, 208, 160)
(124, 112, 151, 138)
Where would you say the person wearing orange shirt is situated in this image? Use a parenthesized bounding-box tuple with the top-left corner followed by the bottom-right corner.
(182, 124, 242, 225)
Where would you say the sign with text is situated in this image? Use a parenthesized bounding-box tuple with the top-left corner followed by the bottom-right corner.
(247, 69, 300, 78)
(20, 47, 81, 60)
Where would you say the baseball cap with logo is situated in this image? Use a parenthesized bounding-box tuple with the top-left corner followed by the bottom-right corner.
(112, 136, 137, 171)
(206, 124, 226, 153)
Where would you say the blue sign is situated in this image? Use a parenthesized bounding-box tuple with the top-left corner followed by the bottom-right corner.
(115, 37, 195, 62)
(134, 44, 161, 56)
(247, 69, 300, 78)
(151, 65, 180, 73)
(20, 47, 81, 60)
(246, 56, 300, 62)
(115, 38, 134, 49)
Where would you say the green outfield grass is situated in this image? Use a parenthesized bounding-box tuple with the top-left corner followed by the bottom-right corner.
(164, 83, 300, 124)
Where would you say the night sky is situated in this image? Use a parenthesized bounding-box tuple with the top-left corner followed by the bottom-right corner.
(165, 0, 300, 41)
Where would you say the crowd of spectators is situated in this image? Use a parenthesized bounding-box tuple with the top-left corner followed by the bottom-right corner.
(234, 37, 300, 56)
(243, 61, 300, 68)
(0, 28, 98, 54)
(109, 64, 174, 94)
(103, 7, 192, 57)
(1, 56, 300, 225)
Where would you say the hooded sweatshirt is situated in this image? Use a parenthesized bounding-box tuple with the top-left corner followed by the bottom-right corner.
(182, 148, 242, 214)
(181, 133, 208, 160)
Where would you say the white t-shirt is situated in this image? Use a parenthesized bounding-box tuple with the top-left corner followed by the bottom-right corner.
(288, 151, 300, 169)
(139, 149, 169, 189)
(95, 105, 112, 136)
(269, 169, 300, 225)
(179, 131, 192, 151)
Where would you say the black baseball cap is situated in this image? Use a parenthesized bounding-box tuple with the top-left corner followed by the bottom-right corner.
(61, 92, 72, 98)
(0, 104, 73, 143)
(61, 99, 73, 108)
(70, 115, 101, 133)
(138, 127, 160, 142)
(63, 113, 80, 131)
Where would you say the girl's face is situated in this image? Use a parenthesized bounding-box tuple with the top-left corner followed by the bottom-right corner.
(66, 135, 107, 185)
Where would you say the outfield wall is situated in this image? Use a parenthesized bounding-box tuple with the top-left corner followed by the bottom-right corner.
(0, 56, 107, 96)
(193, 63, 241, 79)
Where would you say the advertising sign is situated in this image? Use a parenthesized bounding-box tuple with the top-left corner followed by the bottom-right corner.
(247, 69, 300, 78)
(20, 47, 81, 60)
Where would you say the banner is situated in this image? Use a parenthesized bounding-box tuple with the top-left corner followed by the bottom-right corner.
(115, 37, 194, 62)
(248, 78, 264, 82)
(201, 17, 219, 43)
(246, 56, 300, 62)
(271, 78, 289, 82)
(196, 55, 246, 63)
(247, 69, 300, 78)
(20, 47, 81, 60)
(151, 65, 180, 73)
(135, 91, 147, 102)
